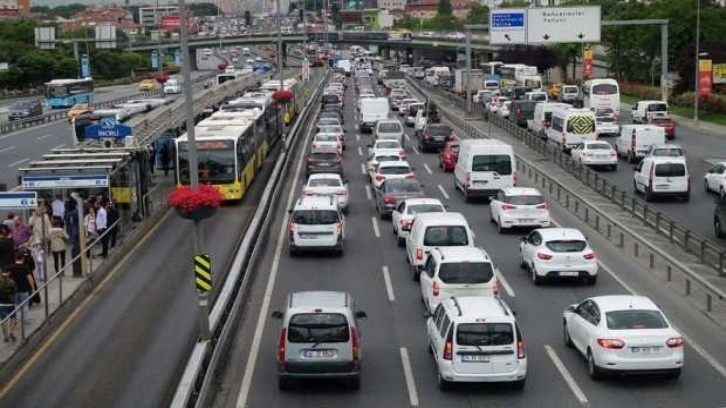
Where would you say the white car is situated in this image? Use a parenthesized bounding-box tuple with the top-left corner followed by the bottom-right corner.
(486, 96, 510, 115)
(563, 295, 684, 380)
(302, 173, 349, 213)
(368, 139, 405, 157)
(497, 100, 512, 118)
(398, 98, 419, 116)
(489, 187, 551, 233)
(366, 149, 405, 181)
(391, 198, 446, 246)
(317, 125, 346, 150)
(645, 144, 685, 158)
(704, 161, 726, 198)
(371, 160, 414, 189)
(519, 228, 598, 285)
(312, 133, 342, 154)
(570, 141, 618, 171)
(595, 115, 620, 138)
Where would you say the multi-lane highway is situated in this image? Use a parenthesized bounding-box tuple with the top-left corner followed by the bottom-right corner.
(213, 78, 726, 408)
(0, 52, 221, 188)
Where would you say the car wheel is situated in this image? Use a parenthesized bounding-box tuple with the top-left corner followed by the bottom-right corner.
(531, 267, 543, 285)
(644, 188, 653, 202)
(716, 217, 726, 238)
(666, 368, 682, 380)
(497, 217, 506, 233)
(397, 236, 405, 247)
(705, 179, 710, 192)
(437, 372, 450, 391)
(511, 378, 526, 391)
(411, 263, 420, 282)
(348, 375, 361, 390)
(563, 322, 574, 348)
(278, 376, 292, 391)
(587, 350, 604, 381)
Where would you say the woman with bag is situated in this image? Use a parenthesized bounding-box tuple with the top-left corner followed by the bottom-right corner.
(49, 219, 69, 276)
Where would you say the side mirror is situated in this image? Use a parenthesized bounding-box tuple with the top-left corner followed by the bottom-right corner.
(355, 311, 368, 320)
(444, 204, 450, 209)
(565, 304, 577, 313)
(422, 311, 432, 319)
(512, 310, 518, 316)
(271, 311, 283, 319)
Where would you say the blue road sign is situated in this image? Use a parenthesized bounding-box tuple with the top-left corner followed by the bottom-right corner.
(0, 192, 38, 210)
(22, 175, 109, 189)
(80, 54, 91, 78)
(492, 12, 525, 28)
(174, 49, 182, 66)
(83, 118, 133, 140)
(151, 51, 159, 69)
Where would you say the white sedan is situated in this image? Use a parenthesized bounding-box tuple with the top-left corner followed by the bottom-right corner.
(519, 228, 598, 285)
(371, 161, 414, 189)
(489, 187, 551, 233)
(571, 141, 618, 171)
(302, 173, 349, 213)
(563, 295, 684, 380)
(704, 161, 726, 198)
(312, 133, 342, 155)
(486, 96, 510, 115)
(368, 139, 405, 157)
(497, 100, 512, 119)
(366, 149, 405, 182)
(391, 198, 446, 246)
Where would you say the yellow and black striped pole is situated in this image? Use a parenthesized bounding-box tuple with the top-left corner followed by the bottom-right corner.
(194, 254, 212, 293)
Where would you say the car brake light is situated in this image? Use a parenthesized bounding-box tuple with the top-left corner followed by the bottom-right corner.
(351, 327, 361, 366)
(336, 221, 343, 235)
(493, 279, 500, 297)
(277, 328, 287, 371)
(583, 252, 596, 260)
(424, 133, 430, 140)
(536, 252, 553, 260)
(597, 338, 625, 349)
(432, 281, 440, 297)
(666, 337, 684, 348)
(443, 333, 453, 360)
(501, 204, 517, 211)
(415, 247, 424, 261)
(517, 340, 526, 359)
(405, 174, 415, 179)
(465, 172, 471, 187)
(302, 189, 314, 196)
(288, 222, 296, 237)
(536, 203, 549, 210)
(384, 195, 396, 204)
(402, 220, 413, 231)
(335, 190, 347, 195)
(375, 174, 385, 182)
(306, 157, 313, 164)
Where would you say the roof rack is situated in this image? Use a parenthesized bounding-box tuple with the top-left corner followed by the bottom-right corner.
(450, 296, 463, 317)
(496, 298, 511, 316)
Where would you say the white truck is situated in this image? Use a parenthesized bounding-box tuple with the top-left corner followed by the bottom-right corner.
(453, 69, 486, 95)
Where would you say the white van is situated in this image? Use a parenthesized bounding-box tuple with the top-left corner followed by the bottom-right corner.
(163, 78, 181, 94)
(631, 100, 669, 123)
(483, 80, 500, 92)
(374, 119, 404, 145)
(633, 156, 690, 202)
(405, 212, 475, 280)
(546, 107, 597, 152)
(615, 124, 666, 163)
(529, 102, 570, 138)
(454, 139, 516, 202)
(358, 97, 390, 133)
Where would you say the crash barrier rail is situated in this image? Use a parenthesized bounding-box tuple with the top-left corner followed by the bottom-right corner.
(171, 69, 329, 408)
(411, 78, 726, 277)
(407, 78, 726, 317)
(0, 72, 219, 136)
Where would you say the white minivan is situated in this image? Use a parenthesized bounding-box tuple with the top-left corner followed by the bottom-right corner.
(633, 156, 690, 202)
(405, 212, 475, 280)
(358, 97, 390, 133)
(374, 119, 404, 145)
(529, 102, 570, 138)
(546, 107, 597, 152)
(454, 139, 516, 202)
(615, 124, 666, 163)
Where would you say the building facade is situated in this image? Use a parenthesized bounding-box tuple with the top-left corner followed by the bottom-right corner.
(138, 6, 179, 29)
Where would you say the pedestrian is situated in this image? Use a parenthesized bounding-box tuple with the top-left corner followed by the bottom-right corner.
(64, 196, 77, 230)
(0, 225, 13, 271)
(96, 200, 108, 258)
(28, 206, 51, 248)
(84, 206, 97, 242)
(6, 252, 33, 326)
(2, 213, 14, 232)
(107, 201, 120, 249)
(0, 270, 17, 342)
(11, 216, 31, 249)
(49, 219, 69, 275)
(51, 195, 65, 225)
(159, 142, 171, 176)
(148, 144, 156, 175)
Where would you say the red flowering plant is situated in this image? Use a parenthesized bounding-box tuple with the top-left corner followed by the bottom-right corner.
(167, 184, 224, 213)
(272, 89, 294, 103)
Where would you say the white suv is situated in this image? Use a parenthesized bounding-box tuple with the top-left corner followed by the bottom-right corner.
(288, 196, 345, 256)
(426, 296, 527, 390)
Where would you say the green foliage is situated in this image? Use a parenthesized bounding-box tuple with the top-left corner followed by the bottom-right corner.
(438, 0, 453, 17)
(46, 3, 86, 19)
(499, 0, 529, 8)
(464, 5, 489, 26)
(393, 15, 462, 31)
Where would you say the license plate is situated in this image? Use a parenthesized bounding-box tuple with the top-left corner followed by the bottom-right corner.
(304, 349, 336, 358)
(519, 218, 535, 223)
(462, 355, 490, 363)
(596, 155, 608, 159)
(631, 347, 661, 354)
(559, 271, 579, 277)
(299, 233, 320, 239)
(318, 163, 331, 167)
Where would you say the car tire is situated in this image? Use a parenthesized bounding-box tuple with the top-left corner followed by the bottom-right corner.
(437, 372, 450, 391)
(666, 368, 682, 380)
(705, 180, 710, 193)
(716, 217, 726, 238)
(289, 245, 297, 257)
(511, 378, 526, 391)
(397, 236, 405, 247)
(531, 267, 543, 286)
(411, 263, 420, 282)
(497, 218, 506, 233)
(563, 323, 574, 348)
(278, 376, 292, 391)
(587, 350, 604, 381)
(587, 275, 598, 285)
(348, 376, 361, 390)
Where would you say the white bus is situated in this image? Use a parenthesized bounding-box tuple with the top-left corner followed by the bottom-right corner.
(481, 61, 504, 80)
(582, 78, 621, 117)
(500, 64, 542, 90)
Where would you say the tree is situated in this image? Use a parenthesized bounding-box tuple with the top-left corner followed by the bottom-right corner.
(464, 5, 489, 26)
(50, 3, 86, 19)
(437, 0, 452, 17)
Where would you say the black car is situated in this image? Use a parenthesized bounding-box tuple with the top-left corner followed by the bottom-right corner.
(510, 100, 538, 128)
(418, 124, 454, 152)
(715, 195, 726, 238)
(306, 149, 343, 177)
(8, 100, 43, 121)
(321, 93, 343, 109)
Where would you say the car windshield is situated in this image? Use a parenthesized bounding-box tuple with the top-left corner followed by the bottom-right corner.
(438, 262, 494, 284)
(378, 122, 402, 133)
(292, 210, 340, 224)
(529, 93, 547, 102)
(423, 226, 469, 246)
(597, 117, 615, 123)
(319, 126, 342, 133)
(310, 152, 338, 161)
(408, 204, 444, 214)
(456, 323, 514, 346)
(309, 178, 342, 187)
(586, 143, 611, 150)
(471, 155, 512, 174)
(655, 163, 686, 177)
(647, 103, 668, 112)
(545, 240, 587, 252)
(322, 95, 340, 104)
(427, 126, 452, 136)
(380, 165, 410, 175)
(287, 313, 350, 343)
(505, 195, 544, 205)
(605, 310, 669, 330)
(651, 148, 684, 157)
(376, 141, 401, 149)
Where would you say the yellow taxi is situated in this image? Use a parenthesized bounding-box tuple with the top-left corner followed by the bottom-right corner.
(67, 103, 93, 122)
(139, 79, 157, 92)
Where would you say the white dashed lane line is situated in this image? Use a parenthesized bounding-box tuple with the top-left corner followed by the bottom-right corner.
(371, 216, 381, 238)
(423, 163, 432, 175)
(437, 184, 450, 200)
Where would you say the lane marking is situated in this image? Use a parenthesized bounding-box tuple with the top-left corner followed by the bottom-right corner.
(356, 133, 360, 142)
(53, 144, 66, 149)
(404, 133, 411, 142)
(423, 163, 432, 175)
(360, 163, 366, 175)
(0, 146, 16, 154)
(6, 158, 29, 168)
(545, 345, 590, 408)
(371, 216, 380, 238)
(38, 134, 51, 140)
(365, 185, 372, 201)
(399, 347, 420, 407)
(235, 108, 315, 407)
(495, 268, 515, 298)
(0, 209, 172, 398)
(411, 145, 420, 155)
(437, 184, 450, 200)
(382, 266, 396, 302)
(357, 146, 363, 157)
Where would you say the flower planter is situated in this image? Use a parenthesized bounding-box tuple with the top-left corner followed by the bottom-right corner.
(175, 205, 217, 221)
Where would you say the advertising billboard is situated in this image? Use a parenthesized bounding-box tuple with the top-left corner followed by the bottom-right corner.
(160, 14, 198, 33)
(0, 0, 19, 16)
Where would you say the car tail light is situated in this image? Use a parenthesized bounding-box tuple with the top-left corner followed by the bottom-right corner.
(631, 131, 636, 151)
(402, 220, 413, 231)
(432, 281, 440, 297)
(666, 337, 684, 348)
(405, 174, 416, 179)
(444, 152, 452, 161)
(536, 252, 553, 261)
(375, 174, 385, 182)
(335, 190, 347, 195)
(415, 247, 424, 261)
(384, 195, 396, 204)
(493, 279, 500, 297)
(501, 204, 517, 211)
(302, 189, 314, 196)
(306, 157, 313, 164)
(288, 222, 296, 237)
(424, 133, 430, 140)
(583, 252, 596, 260)
(517, 340, 526, 359)
(351, 327, 361, 367)
(536, 203, 549, 210)
(597, 338, 625, 349)
(443, 333, 453, 360)
(448, 133, 455, 141)
(277, 328, 287, 371)
(336, 221, 343, 235)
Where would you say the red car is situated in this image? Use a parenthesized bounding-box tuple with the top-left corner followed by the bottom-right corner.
(439, 140, 460, 172)
(648, 117, 676, 140)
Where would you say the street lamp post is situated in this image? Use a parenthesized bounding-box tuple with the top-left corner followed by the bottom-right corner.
(694, 0, 701, 125)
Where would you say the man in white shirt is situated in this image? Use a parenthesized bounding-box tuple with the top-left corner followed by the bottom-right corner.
(51, 195, 65, 222)
(95, 201, 109, 258)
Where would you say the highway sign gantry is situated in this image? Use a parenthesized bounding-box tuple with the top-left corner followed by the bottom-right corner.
(194, 254, 212, 293)
(490, 9, 527, 45)
(489, 6, 601, 45)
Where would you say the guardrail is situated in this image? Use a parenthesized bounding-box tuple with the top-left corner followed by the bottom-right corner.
(171, 69, 329, 408)
(407, 77, 726, 317)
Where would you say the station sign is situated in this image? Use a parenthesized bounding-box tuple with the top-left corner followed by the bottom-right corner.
(83, 117, 133, 140)
(0, 192, 38, 210)
(22, 175, 109, 189)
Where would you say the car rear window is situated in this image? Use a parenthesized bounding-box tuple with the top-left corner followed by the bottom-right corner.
(646, 103, 668, 112)
(471, 155, 512, 174)
(605, 310, 668, 330)
(376, 141, 400, 149)
(309, 178, 341, 187)
(651, 148, 684, 157)
(377, 155, 400, 162)
(310, 152, 338, 161)
(378, 122, 402, 133)
(387, 180, 421, 193)
(545, 240, 587, 252)
(322, 95, 341, 104)
(654, 163, 686, 177)
(408, 204, 445, 214)
(379, 165, 410, 175)
(316, 134, 338, 142)
(288, 313, 350, 343)
(456, 323, 514, 346)
(587, 143, 611, 150)
(292, 210, 340, 224)
(505, 195, 544, 205)
(423, 226, 469, 246)
(597, 117, 616, 123)
(319, 126, 342, 133)
(438, 262, 494, 284)
(427, 126, 452, 136)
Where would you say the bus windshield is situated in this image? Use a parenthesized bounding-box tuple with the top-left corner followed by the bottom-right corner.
(45, 79, 94, 97)
(178, 141, 236, 184)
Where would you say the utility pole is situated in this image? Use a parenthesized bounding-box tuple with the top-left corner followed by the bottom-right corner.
(179, 0, 211, 342)
(694, 0, 701, 125)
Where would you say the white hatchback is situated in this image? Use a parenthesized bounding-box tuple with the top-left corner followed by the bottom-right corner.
(519, 228, 598, 285)
(489, 187, 551, 232)
(571, 140, 618, 171)
(302, 173, 349, 213)
(563, 295, 684, 380)
(371, 161, 414, 189)
(391, 198, 446, 246)
(313, 133, 343, 155)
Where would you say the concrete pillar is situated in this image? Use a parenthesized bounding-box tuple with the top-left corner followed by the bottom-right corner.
(382, 47, 391, 60)
(281, 43, 288, 67)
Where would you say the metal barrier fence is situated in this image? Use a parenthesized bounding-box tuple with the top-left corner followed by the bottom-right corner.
(409, 78, 726, 277)
(406, 77, 726, 318)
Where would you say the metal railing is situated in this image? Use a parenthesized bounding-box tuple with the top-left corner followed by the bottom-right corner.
(406, 77, 726, 318)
